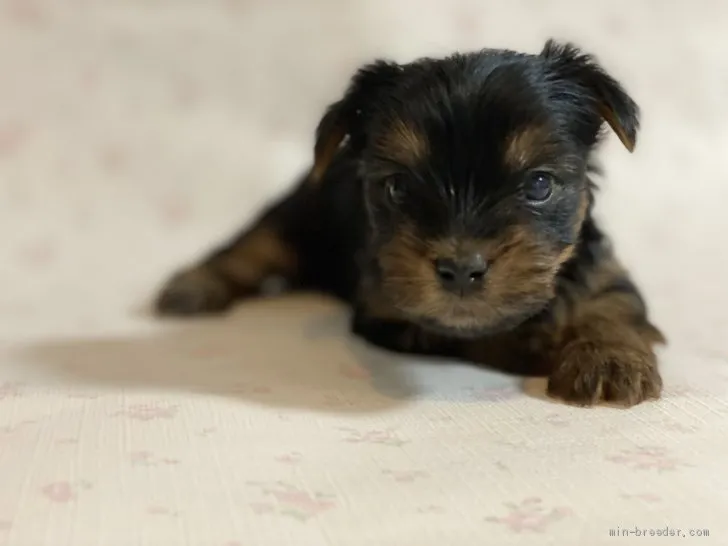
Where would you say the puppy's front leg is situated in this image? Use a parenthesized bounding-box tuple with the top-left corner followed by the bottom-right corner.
(544, 276, 665, 407)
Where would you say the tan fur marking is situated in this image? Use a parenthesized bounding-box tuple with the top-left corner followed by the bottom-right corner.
(576, 192, 589, 224)
(311, 124, 347, 184)
(554, 244, 577, 269)
(377, 224, 566, 332)
(598, 103, 635, 152)
(216, 226, 297, 284)
(377, 119, 428, 166)
(504, 126, 551, 170)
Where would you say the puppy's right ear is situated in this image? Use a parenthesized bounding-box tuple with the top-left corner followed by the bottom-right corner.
(540, 39, 640, 152)
(310, 61, 402, 183)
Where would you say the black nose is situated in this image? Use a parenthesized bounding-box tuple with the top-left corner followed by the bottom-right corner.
(434, 255, 488, 295)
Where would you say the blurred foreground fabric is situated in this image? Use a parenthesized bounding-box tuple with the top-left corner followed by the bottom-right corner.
(0, 1, 727, 545)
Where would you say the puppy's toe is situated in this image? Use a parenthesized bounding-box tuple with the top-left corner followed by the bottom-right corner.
(155, 268, 233, 316)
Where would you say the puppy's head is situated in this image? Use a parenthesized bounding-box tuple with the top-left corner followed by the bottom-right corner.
(312, 40, 639, 338)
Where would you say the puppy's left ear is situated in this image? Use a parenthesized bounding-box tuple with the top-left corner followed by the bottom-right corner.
(541, 39, 640, 152)
(311, 60, 402, 183)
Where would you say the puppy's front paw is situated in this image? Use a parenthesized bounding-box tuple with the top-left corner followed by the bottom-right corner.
(155, 267, 233, 316)
(547, 340, 662, 407)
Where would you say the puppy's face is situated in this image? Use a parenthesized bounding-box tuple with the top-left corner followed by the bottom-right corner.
(312, 40, 639, 337)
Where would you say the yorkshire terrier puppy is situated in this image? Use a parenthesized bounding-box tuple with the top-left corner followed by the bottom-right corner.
(155, 39, 665, 407)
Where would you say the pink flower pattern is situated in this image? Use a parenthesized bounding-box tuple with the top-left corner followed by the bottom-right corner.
(0, 122, 28, 156)
(129, 450, 180, 466)
(496, 439, 530, 450)
(621, 493, 662, 503)
(40, 481, 92, 504)
(5, 0, 46, 25)
(338, 363, 370, 381)
(485, 498, 572, 533)
(416, 505, 446, 514)
(607, 446, 689, 472)
(66, 393, 101, 400)
(650, 418, 701, 434)
(0, 419, 37, 434)
(16, 240, 56, 269)
(381, 469, 429, 483)
(0, 420, 39, 448)
(146, 506, 180, 517)
(0, 383, 23, 401)
(542, 413, 570, 427)
(99, 144, 129, 174)
(115, 404, 178, 421)
(521, 413, 571, 427)
(246, 481, 337, 521)
(157, 193, 194, 227)
(275, 452, 303, 465)
(55, 437, 80, 446)
(321, 393, 361, 409)
(339, 428, 409, 447)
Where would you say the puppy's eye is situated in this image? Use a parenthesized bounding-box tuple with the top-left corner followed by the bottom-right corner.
(385, 176, 405, 205)
(524, 171, 554, 203)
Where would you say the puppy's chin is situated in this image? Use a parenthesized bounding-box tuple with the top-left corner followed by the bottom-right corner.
(401, 303, 548, 340)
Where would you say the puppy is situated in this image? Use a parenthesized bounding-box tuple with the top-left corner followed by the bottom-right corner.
(155, 39, 665, 407)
